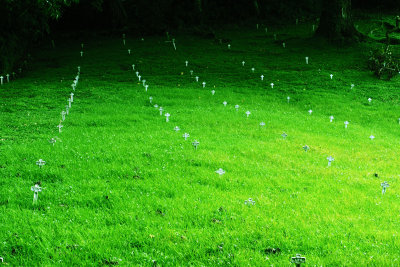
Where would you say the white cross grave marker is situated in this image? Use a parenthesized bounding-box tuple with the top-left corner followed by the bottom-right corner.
(228, 44, 231, 49)
(36, 159, 46, 168)
(281, 132, 288, 139)
(329, 115, 334, 122)
(0, 76, 3, 85)
(368, 98, 372, 103)
(190, 70, 193, 75)
(381, 181, 389, 195)
(251, 67, 255, 73)
(270, 83, 274, 88)
(80, 51, 83, 57)
(369, 135, 375, 140)
(259, 122, 266, 127)
(192, 140, 199, 150)
(195, 76, 199, 82)
(215, 168, 225, 175)
(291, 254, 306, 267)
(183, 133, 190, 140)
(223, 101, 227, 107)
(159, 107, 163, 115)
(145, 85, 148, 92)
(6, 74, 9, 83)
(174, 126, 180, 131)
(31, 184, 42, 205)
(128, 49, 131, 55)
(149, 96, 153, 103)
(245, 111, 251, 118)
(303, 145, 310, 152)
(165, 113, 170, 122)
(61, 111, 66, 121)
(68, 98, 72, 108)
(244, 198, 255, 205)
(202, 82, 206, 88)
(48, 138, 56, 146)
(327, 156, 334, 166)
(242, 61, 245, 67)
(308, 109, 313, 115)
(211, 90, 215, 95)
(261, 75, 264, 81)
(57, 123, 63, 133)
(132, 64, 135, 70)
(330, 74, 333, 79)
(185, 61, 188, 67)
(305, 57, 309, 64)
(235, 104, 239, 111)
(344, 121, 349, 128)
(70, 93, 74, 102)
(287, 96, 290, 103)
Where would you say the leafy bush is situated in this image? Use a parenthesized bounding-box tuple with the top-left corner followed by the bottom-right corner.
(368, 45, 400, 80)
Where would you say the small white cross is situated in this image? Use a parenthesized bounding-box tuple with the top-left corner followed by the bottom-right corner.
(61, 111, 66, 121)
(172, 39, 176, 50)
(183, 133, 190, 140)
(80, 51, 83, 57)
(381, 181, 389, 194)
(174, 126, 180, 131)
(308, 109, 312, 115)
(287, 96, 290, 103)
(245, 111, 251, 118)
(185, 61, 188, 67)
(270, 83, 274, 88)
(135, 71, 139, 77)
(70, 93, 74, 102)
(149, 97, 153, 103)
(49, 138, 56, 146)
(6, 74, 9, 82)
(259, 122, 266, 127)
(235, 104, 239, 111)
(227, 44, 231, 49)
(215, 168, 225, 175)
(344, 121, 349, 128)
(57, 124, 63, 133)
(303, 145, 310, 152)
(327, 156, 334, 166)
(154, 104, 159, 108)
(211, 90, 215, 95)
(261, 75, 264, 81)
(77, 66, 81, 72)
(132, 64, 135, 70)
(128, 49, 131, 55)
(31, 184, 42, 205)
(0, 76, 3, 85)
(330, 74, 333, 79)
(202, 82, 206, 88)
(142, 80, 146, 86)
(351, 84, 355, 89)
(36, 159, 46, 168)
(291, 254, 306, 266)
(305, 57, 309, 64)
(159, 107, 163, 115)
(242, 61, 245, 66)
(138, 75, 141, 81)
(145, 85, 148, 92)
(192, 140, 200, 150)
(68, 98, 72, 108)
(369, 135, 375, 140)
(65, 106, 69, 115)
(281, 132, 288, 139)
(244, 198, 255, 205)
(223, 101, 227, 107)
(190, 70, 193, 75)
(165, 113, 170, 122)
(251, 67, 255, 73)
(195, 76, 199, 82)
(329, 116, 334, 122)
(368, 98, 372, 103)
(282, 42, 286, 48)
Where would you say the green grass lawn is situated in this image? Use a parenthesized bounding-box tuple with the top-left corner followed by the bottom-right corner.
(1, 17, 400, 266)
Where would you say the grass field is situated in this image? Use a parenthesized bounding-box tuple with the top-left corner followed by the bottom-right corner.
(1, 16, 400, 265)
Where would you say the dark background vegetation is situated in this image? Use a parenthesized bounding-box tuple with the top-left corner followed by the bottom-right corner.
(1, 0, 399, 75)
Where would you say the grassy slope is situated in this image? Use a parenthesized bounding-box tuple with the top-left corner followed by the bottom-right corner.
(1, 19, 400, 266)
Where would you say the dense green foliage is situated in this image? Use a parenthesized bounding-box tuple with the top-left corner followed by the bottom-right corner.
(368, 45, 400, 80)
(1, 16, 400, 265)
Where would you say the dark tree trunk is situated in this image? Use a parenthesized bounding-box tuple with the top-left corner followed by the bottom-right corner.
(316, 0, 363, 43)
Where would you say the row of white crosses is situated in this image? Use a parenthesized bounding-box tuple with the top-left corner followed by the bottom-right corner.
(127, 38, 202, 154)
(33, 58, 82, 205)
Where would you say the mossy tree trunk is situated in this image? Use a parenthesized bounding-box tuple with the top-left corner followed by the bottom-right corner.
(316, 0, 363, 43)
